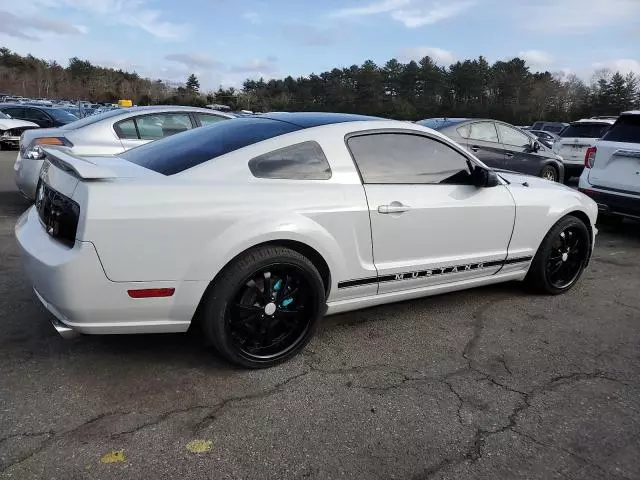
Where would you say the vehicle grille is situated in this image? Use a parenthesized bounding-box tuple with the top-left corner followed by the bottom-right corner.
(35, 181, 80, 247)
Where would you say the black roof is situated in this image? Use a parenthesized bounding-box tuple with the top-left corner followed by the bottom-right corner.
(259, 112, 383, 128)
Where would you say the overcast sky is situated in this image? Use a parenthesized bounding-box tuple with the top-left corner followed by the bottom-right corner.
(0, 0, 638, 90)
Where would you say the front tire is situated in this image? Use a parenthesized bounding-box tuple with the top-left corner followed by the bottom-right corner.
(200, 246, 326, 368)
(526, 216, 591, 295)
(540, 165, 558, 182)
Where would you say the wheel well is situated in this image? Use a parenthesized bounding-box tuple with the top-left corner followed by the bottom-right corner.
(567, 210, 593, 254)
(567, 210, 591, 235)
(189, 240, 332, 331)
(255, 240, 332, 295)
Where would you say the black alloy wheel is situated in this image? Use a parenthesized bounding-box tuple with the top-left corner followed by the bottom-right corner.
(227, 265, 316, 360)
(200, 245, 325, 368)
(545, 226, 589, 289)
(526, 215, 591, 294)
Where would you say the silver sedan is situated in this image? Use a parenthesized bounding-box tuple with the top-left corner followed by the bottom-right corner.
(15, 105, 235, 200)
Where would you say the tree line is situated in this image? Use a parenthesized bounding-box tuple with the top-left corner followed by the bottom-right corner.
(1, 47, 638, 124)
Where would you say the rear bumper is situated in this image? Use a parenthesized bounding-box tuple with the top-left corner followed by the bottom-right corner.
(13, 154, 42, 201)
(578, 180, 640, 220)
(15, 207, 204, 336)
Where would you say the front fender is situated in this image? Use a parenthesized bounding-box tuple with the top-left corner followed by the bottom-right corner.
(184, 212, 346, 288)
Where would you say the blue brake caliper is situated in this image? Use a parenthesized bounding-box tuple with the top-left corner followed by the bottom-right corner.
(273, 279, 293, 307)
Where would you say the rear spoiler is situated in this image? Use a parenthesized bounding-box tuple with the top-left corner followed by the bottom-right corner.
(42, 147, 117, 180)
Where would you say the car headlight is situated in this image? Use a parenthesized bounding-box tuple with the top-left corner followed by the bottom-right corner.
(23, 137, 73, 160)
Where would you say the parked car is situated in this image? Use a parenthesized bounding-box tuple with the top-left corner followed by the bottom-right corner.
(417, 118, 565, 182)
(529, 130, 559, 149)
(0, 111, 39, 150)
(530, 121, 569, 135)
(16, 112, 598, 368)
(579, 111, 640, 223)
(552, 118, 615, 180)
(15, 105, 235, 200)
(0, 104, 78, 128)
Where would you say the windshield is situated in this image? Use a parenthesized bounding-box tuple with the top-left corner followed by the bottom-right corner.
(121, 117, 302, 175)
(58, 108, 125, 130)
(48, 108, 79, 123)
(417, 118, 467, 130)
(560, 123, 611, 138)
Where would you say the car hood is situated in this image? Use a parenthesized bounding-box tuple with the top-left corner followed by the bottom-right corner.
(0, 119, 39, 130)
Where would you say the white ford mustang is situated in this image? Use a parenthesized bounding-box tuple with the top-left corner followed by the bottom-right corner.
(16, 113, 598, 368)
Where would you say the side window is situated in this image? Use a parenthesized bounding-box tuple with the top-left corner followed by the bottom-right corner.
(249, 141, 331, 180)
(4, 107, 25, 118)
(347, 133, 471, 185)
(496, 124, 530, 147)
(469, 122, 499, 143)
(456, 124, 471, 139)
(198, 113, 227, 126)
(24, 108, 51, 124)
(136, 113, 193, 140)
(114, 119, 139, 139)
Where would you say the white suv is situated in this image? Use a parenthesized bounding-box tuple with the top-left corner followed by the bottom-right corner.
(553, 118, 615, 180)
(579, 111, 640, 222)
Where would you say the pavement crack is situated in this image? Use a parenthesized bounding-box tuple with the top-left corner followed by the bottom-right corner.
(194, 368, 311, 432)
(443, 381, 465, 426)
(497, 354, 512, 376)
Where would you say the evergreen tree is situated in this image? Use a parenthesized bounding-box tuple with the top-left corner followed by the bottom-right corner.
(186, 74, 200, 95)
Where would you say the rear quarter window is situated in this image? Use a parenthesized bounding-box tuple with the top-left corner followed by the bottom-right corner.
(249, 141, 331, 180)
(601, 115, 640, 144)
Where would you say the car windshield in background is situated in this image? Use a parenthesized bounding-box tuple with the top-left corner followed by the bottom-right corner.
(58, 108, 125, 130)
(417, 118, 468, 130)
(601, 115, 640, 144)
(560, 123, 611, 138)
(543, 125, 565, 133)
(0, 111, 9, 119)
(48, 108, 80, 123)
(120, 117, 303, 175)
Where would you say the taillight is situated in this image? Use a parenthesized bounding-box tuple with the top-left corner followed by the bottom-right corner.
(585, 146, 597, 168)
(35, 180, 80, 247)
(24, 137, 73, 160)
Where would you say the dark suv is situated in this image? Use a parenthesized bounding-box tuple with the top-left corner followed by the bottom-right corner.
(0, 104, 78, 128)
(418, 118, 565, 182)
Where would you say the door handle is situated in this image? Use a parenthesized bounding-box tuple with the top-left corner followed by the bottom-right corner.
(505, 153, 514, 158)
(470, 145, 480, 152)
(378, 202, 411, 214)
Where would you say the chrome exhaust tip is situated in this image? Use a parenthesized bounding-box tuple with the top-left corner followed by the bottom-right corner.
(50, 317, 80, 340)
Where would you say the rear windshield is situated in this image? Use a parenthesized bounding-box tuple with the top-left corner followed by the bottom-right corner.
(417, 118, 467, 130)
(601, 115, 640, 144)
(560, 123, 611, 139)
(120, 117, 302, 175)
(47, 108, 80, 123)
(542, 124, 565, 133)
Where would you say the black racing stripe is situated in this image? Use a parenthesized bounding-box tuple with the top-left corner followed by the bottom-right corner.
(504, 256, 533, 265)
(337, 277, 378, 289)
(337, 256, 533, 289)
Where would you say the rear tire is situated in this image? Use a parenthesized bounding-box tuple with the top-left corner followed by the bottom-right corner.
(200, 246, 326, 369)
(526, 216, 591, 295)
(540, 165, 558, 182)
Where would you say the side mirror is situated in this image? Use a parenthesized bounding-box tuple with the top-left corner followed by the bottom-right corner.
(472, 166, 500, 188)
(530, 140, 541, 152)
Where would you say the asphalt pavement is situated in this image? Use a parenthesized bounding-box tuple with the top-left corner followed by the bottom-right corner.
(0, 149, 639, 480)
